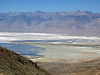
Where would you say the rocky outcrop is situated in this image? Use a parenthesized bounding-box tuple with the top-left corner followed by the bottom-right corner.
(0, 46, 51, 75)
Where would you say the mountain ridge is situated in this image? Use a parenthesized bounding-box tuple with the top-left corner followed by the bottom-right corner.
(0, 10, 100, 36)
(0, 46, 51, 75)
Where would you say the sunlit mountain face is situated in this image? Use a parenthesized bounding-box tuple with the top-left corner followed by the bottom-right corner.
(0, 10, 100, 36)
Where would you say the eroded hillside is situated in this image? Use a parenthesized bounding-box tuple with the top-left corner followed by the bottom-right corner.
(0, 46, 51, 75)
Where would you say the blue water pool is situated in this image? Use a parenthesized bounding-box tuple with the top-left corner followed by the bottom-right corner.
(0, 43, 45, 56)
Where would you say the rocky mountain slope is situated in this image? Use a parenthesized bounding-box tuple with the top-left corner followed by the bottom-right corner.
(77, 68, 100, 75)
(37, 58, 100, 75)
(0, 46, 51, 75)
(0, 10, 100, 36)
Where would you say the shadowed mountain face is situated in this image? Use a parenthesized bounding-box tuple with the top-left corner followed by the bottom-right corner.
(0, 10, 100, 36)
(0, 46, 51, 75)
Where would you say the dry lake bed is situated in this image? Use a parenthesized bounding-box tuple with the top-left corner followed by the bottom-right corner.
(0, 32, 100, 62)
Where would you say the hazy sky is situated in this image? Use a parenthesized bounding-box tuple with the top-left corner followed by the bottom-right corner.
(0, 0, 100, 13)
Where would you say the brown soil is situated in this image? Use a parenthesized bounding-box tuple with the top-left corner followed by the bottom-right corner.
(0, 46, 51, 75)
(37, 57, 100, 75)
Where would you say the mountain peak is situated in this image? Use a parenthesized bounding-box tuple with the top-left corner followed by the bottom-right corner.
(35, 11, 46, 13)
(74, 10, 81, 12)
(71, 10, 87, 15)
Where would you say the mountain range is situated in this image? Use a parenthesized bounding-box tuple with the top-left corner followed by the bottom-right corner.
(0, 10, 100, 36)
